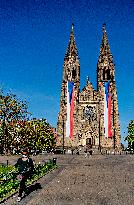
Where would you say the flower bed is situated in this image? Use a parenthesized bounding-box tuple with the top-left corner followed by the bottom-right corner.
(0, 159, 57, 201)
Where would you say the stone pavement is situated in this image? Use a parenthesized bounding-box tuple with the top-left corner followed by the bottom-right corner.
(1, 154, 134, 205)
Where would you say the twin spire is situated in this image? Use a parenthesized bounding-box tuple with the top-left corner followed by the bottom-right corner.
(65, 23, 78, 59)
(65, 23, 111, 60)
(99, 23, 112, 57)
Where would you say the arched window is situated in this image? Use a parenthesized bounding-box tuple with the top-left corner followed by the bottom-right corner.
(106, 69, 111, 80)
(103, 68, 106, 80)
(72, 68, 76, 79)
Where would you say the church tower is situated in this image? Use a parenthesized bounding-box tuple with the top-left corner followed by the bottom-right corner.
(97, 24, 121, 150)
(57, 24, 121, 152)
(57, 24, 80, 148)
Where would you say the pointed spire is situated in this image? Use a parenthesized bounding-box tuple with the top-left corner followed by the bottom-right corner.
(101, 23, 109, 48)
(98, 23, 113, 60)
(65, 23, 78, 58)
(97, 24, 115, 86)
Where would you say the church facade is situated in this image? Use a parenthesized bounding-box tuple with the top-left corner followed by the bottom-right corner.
(57, 24, 121, 151)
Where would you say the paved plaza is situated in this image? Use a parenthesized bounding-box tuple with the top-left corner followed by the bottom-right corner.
(0, 154, 134, 205)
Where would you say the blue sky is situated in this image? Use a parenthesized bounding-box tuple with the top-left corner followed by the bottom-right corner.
(0, 0, 133, 146)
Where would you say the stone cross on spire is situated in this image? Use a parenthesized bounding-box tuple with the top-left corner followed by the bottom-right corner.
(72, 23, 74, 32)
(102, 23, 106, 33)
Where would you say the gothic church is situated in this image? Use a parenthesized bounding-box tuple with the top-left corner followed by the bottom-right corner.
(57, 24, 121, 151)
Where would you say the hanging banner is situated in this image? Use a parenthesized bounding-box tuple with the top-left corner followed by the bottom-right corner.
(66, 81, 74, 139)
(104, 81, 112, 138)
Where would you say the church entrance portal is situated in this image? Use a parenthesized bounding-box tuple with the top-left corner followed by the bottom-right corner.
(86, 138, 92, 148)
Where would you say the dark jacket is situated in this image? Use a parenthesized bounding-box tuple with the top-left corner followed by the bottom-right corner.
(15, 157, 34, 176)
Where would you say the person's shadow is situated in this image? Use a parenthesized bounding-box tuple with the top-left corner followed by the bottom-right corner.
(22, 183, 42, 198)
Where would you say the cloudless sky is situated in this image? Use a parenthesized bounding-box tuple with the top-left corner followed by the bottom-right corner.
(0, 0, 133, 146)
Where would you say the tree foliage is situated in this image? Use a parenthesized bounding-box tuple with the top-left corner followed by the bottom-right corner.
(0, 90, 28, 121)
(16, 118, 56, 151)
(126, 120, 134, 143)
(0, 90, 56, 154)
(0, 90, 29, 153)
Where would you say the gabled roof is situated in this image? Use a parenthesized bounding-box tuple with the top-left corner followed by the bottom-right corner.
(81, 77, 95, 93)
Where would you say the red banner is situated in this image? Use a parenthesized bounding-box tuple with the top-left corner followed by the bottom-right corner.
(108, 94, 112, 137)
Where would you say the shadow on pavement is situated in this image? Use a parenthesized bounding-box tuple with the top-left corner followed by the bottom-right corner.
(22, 183, 42, 199)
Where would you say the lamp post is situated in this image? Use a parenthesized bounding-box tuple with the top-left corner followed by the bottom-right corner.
(62, 95, 65, 154)
(98, 99, 101, 152)
(99, 115, 101, 151)
(114, 127, 116, 149)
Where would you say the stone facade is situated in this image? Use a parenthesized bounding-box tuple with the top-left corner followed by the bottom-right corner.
(57, 24, 121, 151)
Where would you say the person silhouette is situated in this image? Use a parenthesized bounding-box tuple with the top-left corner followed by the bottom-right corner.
(15, 149, 34, 202)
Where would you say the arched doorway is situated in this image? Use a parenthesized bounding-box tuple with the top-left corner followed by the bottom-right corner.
(86, 137, 92, 148)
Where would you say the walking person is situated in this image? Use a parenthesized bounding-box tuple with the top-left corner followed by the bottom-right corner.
(15, 149, 34, 202)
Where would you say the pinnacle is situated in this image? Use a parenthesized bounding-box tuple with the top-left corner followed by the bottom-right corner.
(102, 23, 106, 33)
(65, 23, 78, 58)
(71, 23, 74, 32)
(102, 23, 108, 46)
(99, 24, 112, 60)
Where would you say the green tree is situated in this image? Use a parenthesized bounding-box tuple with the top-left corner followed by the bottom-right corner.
(125, 120, 134, 150)
(0, 90, 56, 154)
(0, 90, 29, 154)
(27, 118, 56, 152)
(8, 118, 56, 153)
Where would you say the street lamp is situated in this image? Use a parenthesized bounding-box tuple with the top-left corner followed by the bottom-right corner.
(99, 115, 101, 151)
(62, 95, 66, 154)
(113, 127, 116, 149)
(98, 99, 101, 152)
